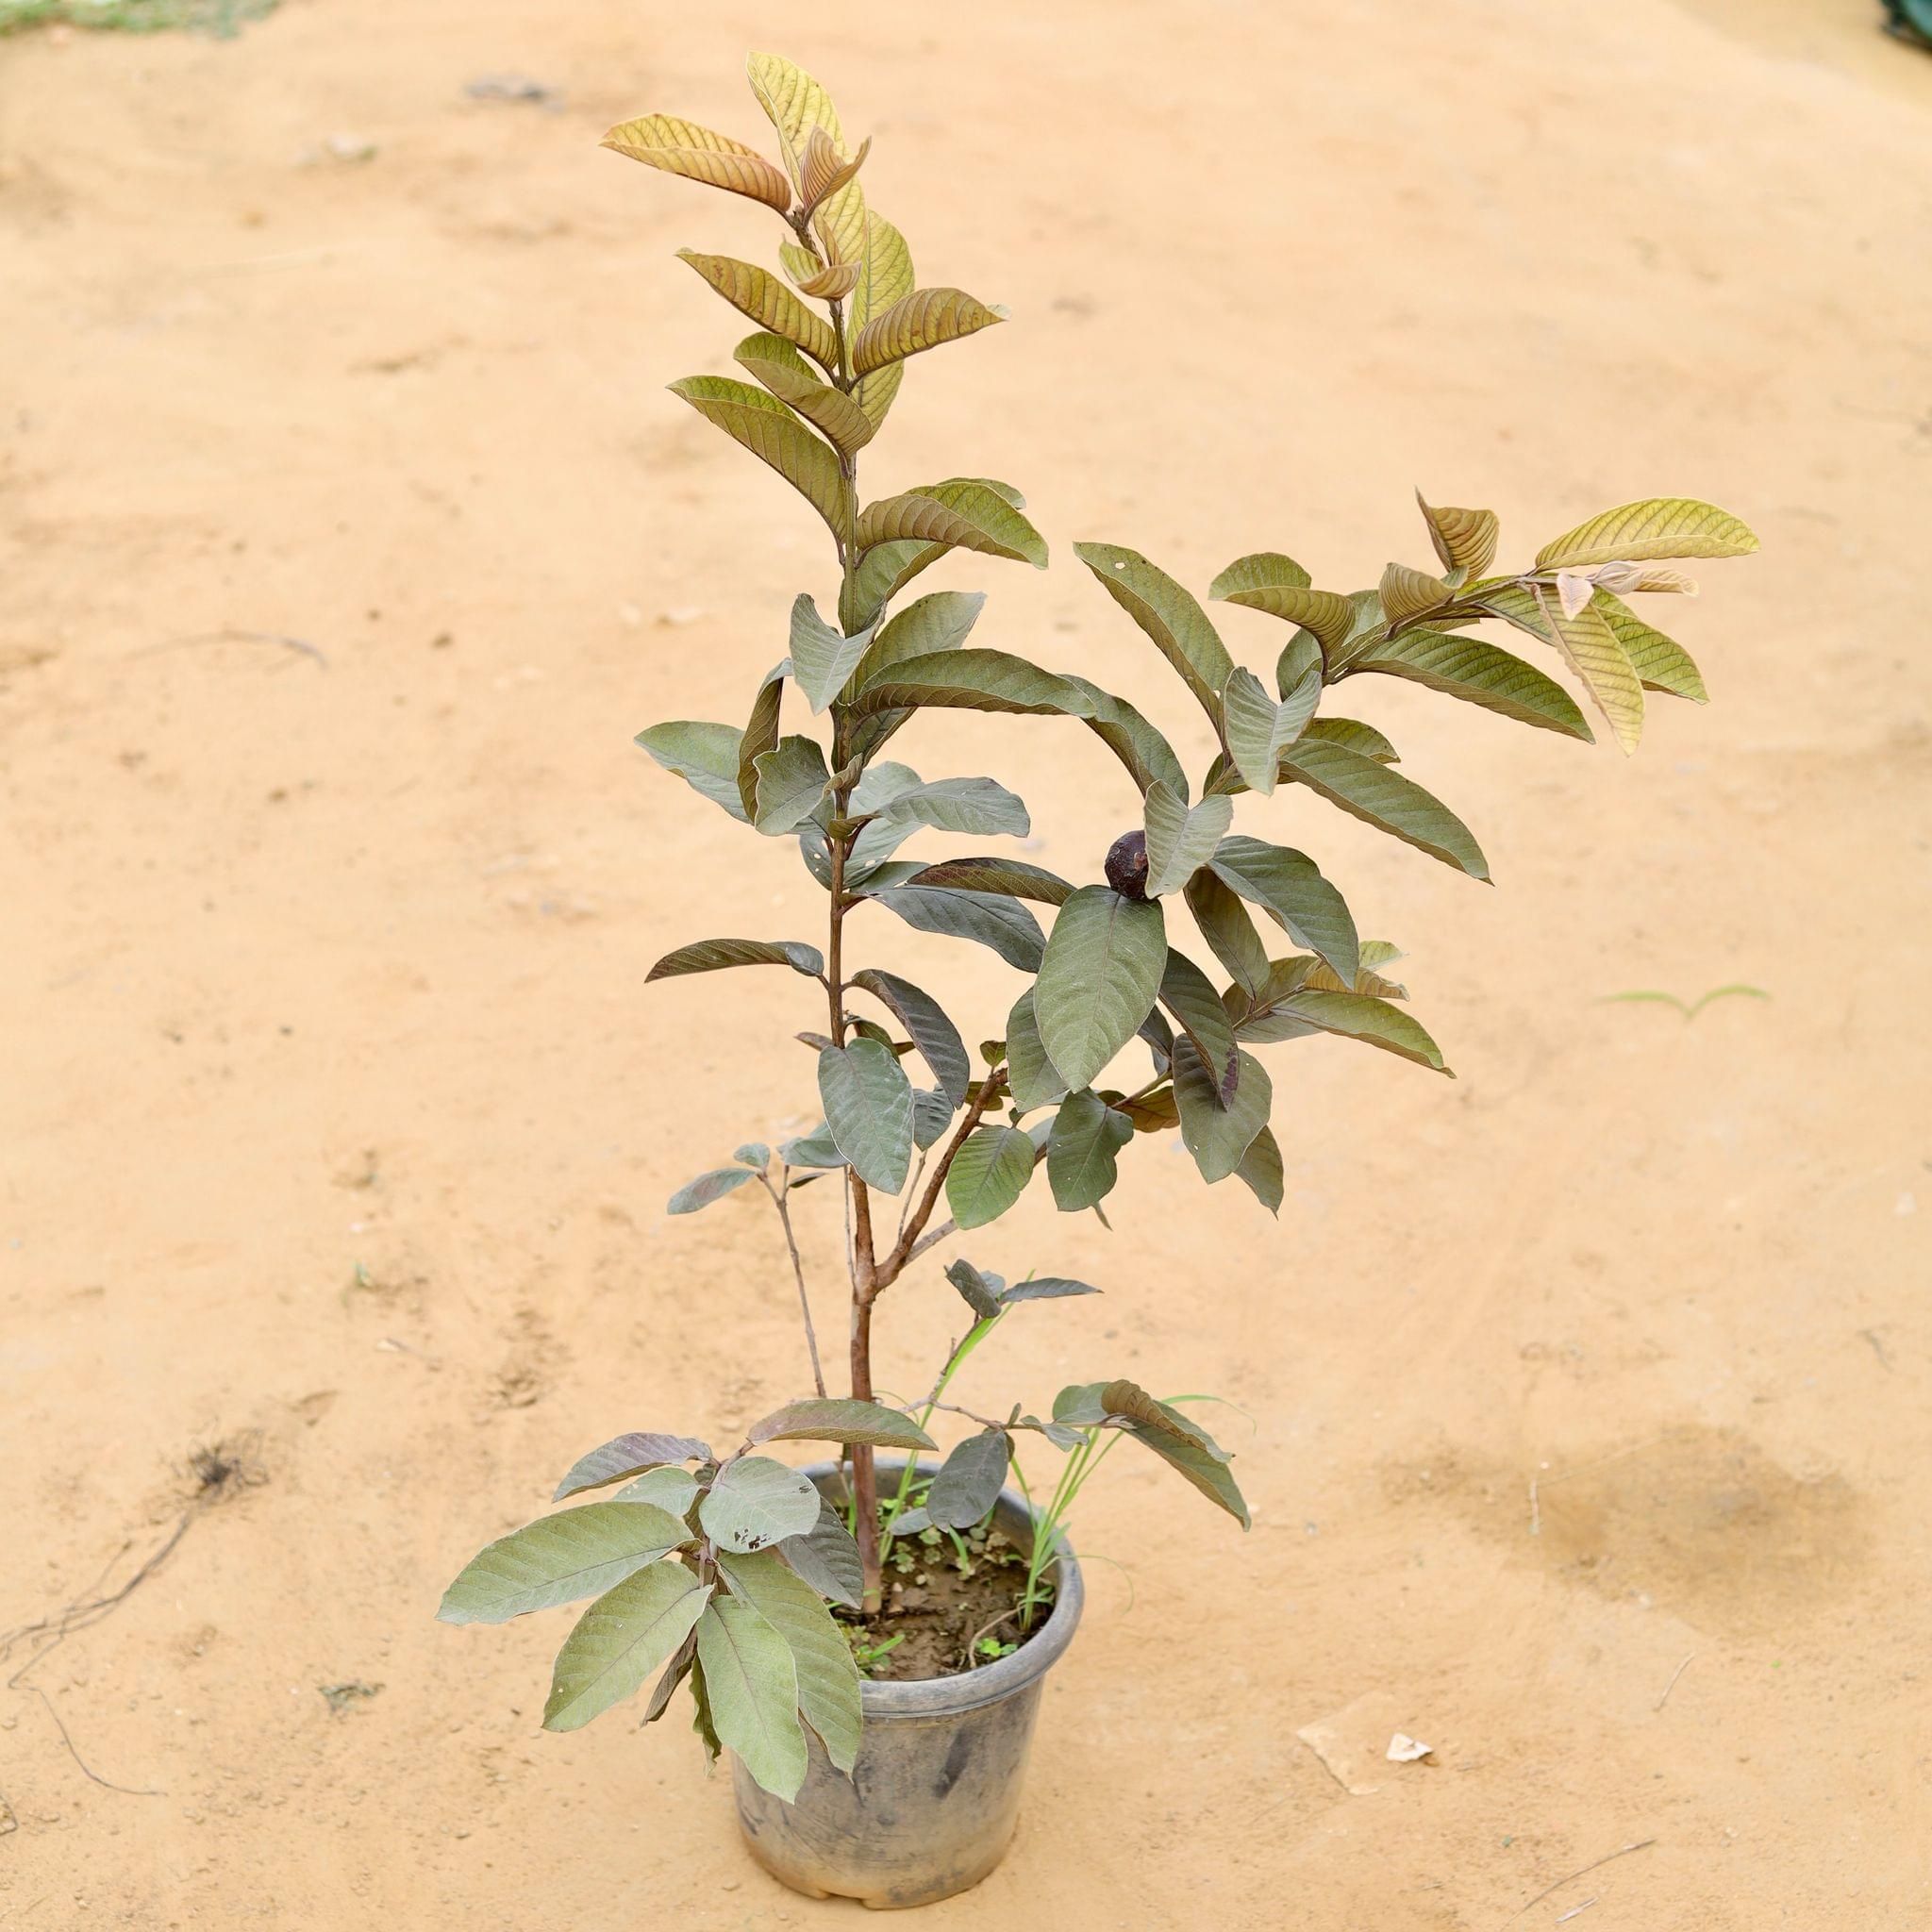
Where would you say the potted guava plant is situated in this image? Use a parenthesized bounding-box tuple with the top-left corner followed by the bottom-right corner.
(438, 52, 1757, 1909)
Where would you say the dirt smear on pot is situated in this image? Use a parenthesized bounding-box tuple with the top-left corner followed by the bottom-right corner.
(3, 2, 1930, 1927)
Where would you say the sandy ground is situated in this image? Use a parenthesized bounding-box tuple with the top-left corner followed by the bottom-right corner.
(2, 0, 1929, 1925)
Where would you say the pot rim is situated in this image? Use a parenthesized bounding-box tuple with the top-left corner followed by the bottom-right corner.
(796, 1456, 1084, 1718)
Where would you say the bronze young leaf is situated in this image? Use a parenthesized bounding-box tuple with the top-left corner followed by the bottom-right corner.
(601, 113, 793, 211)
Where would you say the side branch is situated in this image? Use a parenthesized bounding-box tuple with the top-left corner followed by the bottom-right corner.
(874, 1067, 1007, 1290)
(758, 1173, 826, 1399)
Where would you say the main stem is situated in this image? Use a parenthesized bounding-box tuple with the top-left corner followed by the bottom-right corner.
(813, 271, 889, 1608)
(805, 223, 1000, 1607)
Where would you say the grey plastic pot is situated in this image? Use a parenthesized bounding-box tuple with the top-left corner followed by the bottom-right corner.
(731, 1458, 1083, 1910)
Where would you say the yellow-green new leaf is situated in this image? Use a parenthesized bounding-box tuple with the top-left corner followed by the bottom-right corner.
(1473, 579, 1555, 642)
(842, 538, 949, 633)
(852, 288, 1006, 376)
(1349, 628, 1593, 741)
(542, 1562, 711, 1733)
(849, 209, 909, 326)
(716, 1550, 862, 1774)
(745, 51, 866, 268)
(1274, 989, 1449, 1074)
(1415, 493, 1500, 581)
(855, 481, 1048, 567)
(779, 242, 861, 301)
(848, 212, 914, 428)
(1534, 497, 1758, 569)
(1380, 559, 1454, 629)
(1542, 591, 1646, 754)
(1075, 542, 1234, 726)
(1322, 589, 1397, 676)
(1276, 740, 1490, 880)
(800, 126, 870, 214)
(601, 114, 793, 212)
(675, 252, 840, 372)
(1301, 938, 1408, 1001)
(1595, 590, 1708, 702)
(667, 375, 848, 539)
(733, 332, 874, 458)
(695, 1592, 808, 1800)
(1211, 549, 1309, 594)
(1211, 554, 1357, 659)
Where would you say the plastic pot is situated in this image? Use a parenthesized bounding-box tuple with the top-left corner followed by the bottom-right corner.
(730, 1457, 1084, 1909)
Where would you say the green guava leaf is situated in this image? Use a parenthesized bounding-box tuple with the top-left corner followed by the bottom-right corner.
(715, 1550, 862, 1774)
(817, 1039, 914, 1193)
(646, 938, 824, 981)
(694, 1592, 807, 1798)
(1274, 741, 1490, 879)
(554, 1432, 710, 1501)
(439, 1500, 691, 1625)
(1034, 886, 1167, 1091)
(747, 1397, 936, 1452)
(1046, 1088, 1134, 1211)
(1208, 836, 1358, 988)
(542, 1562, 711, 1732)
(636, 720, 751, 823)
(1074, 541, 1232, 724)
(945, 1125, 1037, 1229)
(699, 1456, 823, 1555)
(926, 1429, 1011, 1528)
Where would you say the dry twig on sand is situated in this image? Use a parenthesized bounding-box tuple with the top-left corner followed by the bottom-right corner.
(0, 1441, 260, 1796)
(1507, 1840, 1656, 1922)
(136, 627, 328, 667)
(1654, 1654, 1696, 1712)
